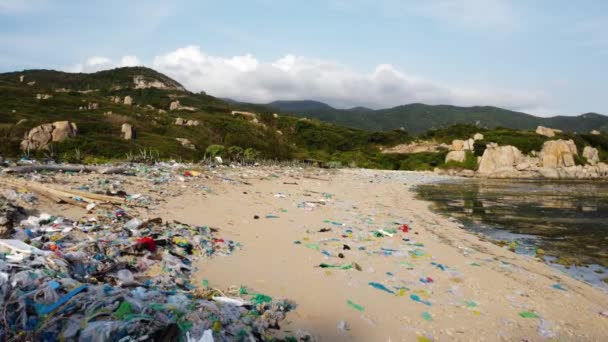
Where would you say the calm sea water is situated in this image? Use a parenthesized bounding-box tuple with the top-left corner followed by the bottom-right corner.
(414, 179, 608, 290)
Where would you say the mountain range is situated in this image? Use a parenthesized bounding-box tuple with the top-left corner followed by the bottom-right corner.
(233, 100, 608, 135)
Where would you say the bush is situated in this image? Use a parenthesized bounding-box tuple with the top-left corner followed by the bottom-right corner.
(442, 151, 477, 170)
(227, 146, 244, 160)
(243, 148, 260, 161)
(205, 144, 225, 158)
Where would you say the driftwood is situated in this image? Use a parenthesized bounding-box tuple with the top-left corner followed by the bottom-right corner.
(2, 165, 127, 175)
(0, 178, 126, 208)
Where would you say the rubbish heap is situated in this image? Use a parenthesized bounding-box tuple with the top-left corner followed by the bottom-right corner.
(0, 196, 21, 237)
(0, 209, 295, 341)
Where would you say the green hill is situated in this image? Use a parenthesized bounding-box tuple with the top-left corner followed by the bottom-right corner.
(0, 67, 412, 168)
(260, 100, 608, 134)
(2, 66, 606, 171)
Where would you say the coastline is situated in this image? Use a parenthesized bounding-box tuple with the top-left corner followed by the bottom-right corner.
(3, 166, 607, 340)
(154, 167, 608, 340)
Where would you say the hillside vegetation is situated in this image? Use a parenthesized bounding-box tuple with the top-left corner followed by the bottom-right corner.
(259, 100, 608, 134)
(0, 67, 412, 168)
(2, 67, 606, 172)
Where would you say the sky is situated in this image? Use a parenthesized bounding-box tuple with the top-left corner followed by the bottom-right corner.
(0, 0, 606, 116)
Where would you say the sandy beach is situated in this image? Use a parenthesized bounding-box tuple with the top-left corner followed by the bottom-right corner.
(5, 166, 608, 341)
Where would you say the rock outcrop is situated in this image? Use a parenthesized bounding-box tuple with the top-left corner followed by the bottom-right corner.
(477, 144, 524, 174)
(540, 139, 577, 168)
(121, 123, 134, 140)
(473, 133, 484, 141)
(536, 126, 562, 137)
(176, 138, 196, 150)
(169, 100, 196, 111)
(174, 118, 200, 126)
(35, 94, 52, 100)
(451, 139, 474, 151)
(382, 141, 447, 154)
(590, 130, 601, 135)
(20, 121, 78, 150)
(583, 146, 600, 165)
(124, 96, 133, 105)
(445, 151, 466, 163)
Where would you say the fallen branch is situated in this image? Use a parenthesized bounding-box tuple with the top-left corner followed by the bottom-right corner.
(2, 165, 127, 175)
(0, 178, 126, 207)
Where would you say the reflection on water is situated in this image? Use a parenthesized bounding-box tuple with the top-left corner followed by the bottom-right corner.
(415, 179, 608, 289)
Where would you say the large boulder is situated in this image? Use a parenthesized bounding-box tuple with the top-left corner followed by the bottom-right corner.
(121, 123, 134, 140)
(445, 151, 466, 163)
(451, 139, 474, 151)
(582, 146, 600, 165)
(124, 96, 133, 105)
(473, 133, 484, 141)
(20, 121, 78, 150)
(170, 101, 180, 111)
(176, 138, 196, 150)
(477, 144, 525, 174)
(536, 126, 562, 137)
(540, 139, 578, 168)
(590, 130, 601, 135)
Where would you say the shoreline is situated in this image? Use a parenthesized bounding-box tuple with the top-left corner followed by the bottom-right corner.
(2, 166, 607, 340)
(155, 167, 608, 340)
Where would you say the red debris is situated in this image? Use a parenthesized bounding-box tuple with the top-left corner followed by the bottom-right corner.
(136, 237, 157, 252)
(400, 224, 409, 233)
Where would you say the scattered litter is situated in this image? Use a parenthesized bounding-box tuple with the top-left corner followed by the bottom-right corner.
(519, 311, 540, 319)
(551, 283, 567, 291)
(369, 282, 395, 294)
(347, 299, 365, 312)
(337, 320, 350, 333)
(410, 294, 432, 306)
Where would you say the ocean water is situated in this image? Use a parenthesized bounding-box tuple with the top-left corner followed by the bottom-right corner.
(414, 179, 608, 290)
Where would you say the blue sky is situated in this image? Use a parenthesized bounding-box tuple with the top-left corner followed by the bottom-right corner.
(1, 0, 606, 116)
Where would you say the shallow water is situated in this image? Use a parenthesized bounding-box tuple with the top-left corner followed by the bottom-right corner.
(414, 179, 608, 290)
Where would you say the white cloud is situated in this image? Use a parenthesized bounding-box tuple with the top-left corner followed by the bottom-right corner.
(120, 55, 141, 67)
(66, 55, 141, 73)
(65, 45, 546, 112)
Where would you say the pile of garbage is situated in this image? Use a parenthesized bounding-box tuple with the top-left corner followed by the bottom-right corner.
(0, 196, 22, 237)
(0, 209, 295, 341)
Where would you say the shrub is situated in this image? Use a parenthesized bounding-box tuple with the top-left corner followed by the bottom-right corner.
(227, 146, 244, 160)
(205, 144, 225, 158)
(243, 148, 260, 161)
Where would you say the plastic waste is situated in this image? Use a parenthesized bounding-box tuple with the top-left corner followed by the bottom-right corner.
(410, 294, 432, 306)
(124, 218, 143, 230)
(551, 283, 567, 291)
(337, 320, 350, 333)
(369, 282, 395, 294)
(38, 285, 88, 315)
(188, 329, 215, 342)
(116, 269, 136, 285)
(347, 300, 364, 312)
(212, 296, 250, 306)
(519, 311, 540, 319)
